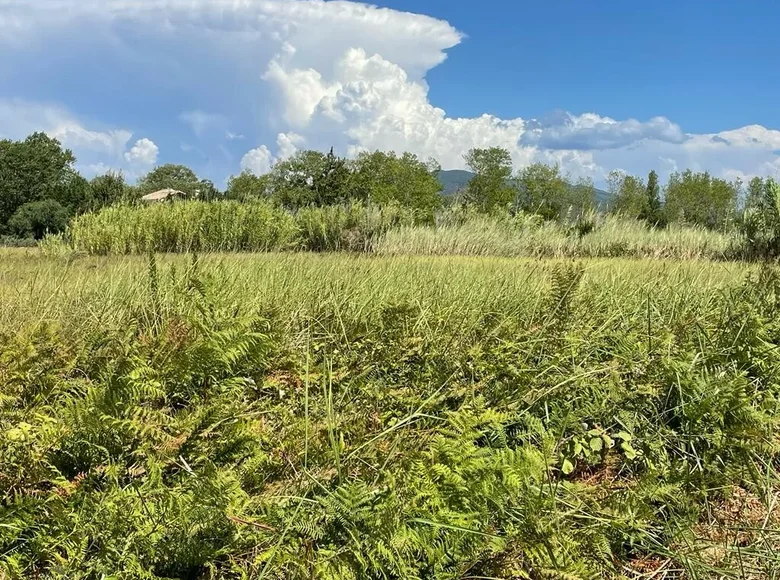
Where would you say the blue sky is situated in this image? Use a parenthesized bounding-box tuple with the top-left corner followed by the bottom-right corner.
(1, 0, 779, 187)
(386, 0, 780, 132)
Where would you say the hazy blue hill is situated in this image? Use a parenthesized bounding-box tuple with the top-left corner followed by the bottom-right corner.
(594, 188, 611, 207)
(436, 169, 474, 196)
(436, 169, 611, 207)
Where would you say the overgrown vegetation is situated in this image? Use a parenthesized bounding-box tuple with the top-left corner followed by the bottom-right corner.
(65, 202, 736, 260)
(740, 178, 780, 260)
(67, 201, 414, 254)
(5, 132, 780, 261)
(377, 209, 735, 260)
(1, 252, 779, 578)
(5, 130, 780, 578)
(0, 133, 128, 239)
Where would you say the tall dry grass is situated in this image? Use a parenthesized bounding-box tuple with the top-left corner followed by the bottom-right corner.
(67, 200, 416, 255)
(62, 200, 738, 261)
(376, 211, 735, 260)
(68, 200, 299, 254)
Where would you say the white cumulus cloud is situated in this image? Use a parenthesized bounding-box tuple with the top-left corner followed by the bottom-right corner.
(1, 0, 461, 78)
(0, 99, 160, 176)
(50, 124, 132, 157)
(2, 0, 779, 184)
(276, 132, 305, 160)
(521, 111, 686, 150)
(239, 133, 306, 175)
(260, 43, 780, 182)
(0, 99, 131, 156)
(240, 145, 274, 175)
(124, 138, 159, 166)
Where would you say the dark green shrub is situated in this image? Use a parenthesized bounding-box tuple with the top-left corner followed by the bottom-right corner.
(739, 178, 780, 259)
(7, 199, 70, 239)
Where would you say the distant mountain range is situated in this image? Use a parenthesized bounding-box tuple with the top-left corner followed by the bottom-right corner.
(436, 170, 477, 197)
(436, 170, 611, 207)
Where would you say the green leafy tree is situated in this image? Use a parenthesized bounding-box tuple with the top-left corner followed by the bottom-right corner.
(51, 172, 91, 215)
(567, 177, 597, 221)
(89, 171, 129, 209)
(7, 199, 70, 239)
(664, 170, 738, 230)
(744, 176, 765, 212)
(225, 171, 270, 201)
(0, 132, 84, 227)
(641, 170, 664, 226)
(462, 147, 515, 212)
(607, 171, 647, 218)
(348, 151, 443, 220)
(740, 178, 780, 258)
(268, 149, 350, 208)
(516, 163, 586, 221)
(197, 179, 220, 201)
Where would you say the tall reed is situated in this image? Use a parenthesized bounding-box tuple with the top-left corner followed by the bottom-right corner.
(376, 211, 735, 260)
(68, 201, 298, 254)
(68, 200, 417, 255)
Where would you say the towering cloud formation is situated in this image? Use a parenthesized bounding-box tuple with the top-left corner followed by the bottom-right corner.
(1, 0, 779, 182)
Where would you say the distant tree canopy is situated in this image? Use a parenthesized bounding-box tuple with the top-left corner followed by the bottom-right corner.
(89, 171, 130, 209)
(232, 148, 444, 219)
(267, 149, 351, 208)
(745, 176, 767, 213)
(456, 149, 597, 221)
(2, 131, 779, 241)
(225, 171, 269, 202)
(607, 169, 666, 226)
(643, 170, 664, 226)
(8, 199, 70, 239)
(608, 171, 647, 218)
(0, 132, 88, 227)
(0, 132, 130, 236)
(516, 163, 594, 221)
(348, 151, 443, 218)
(462, 147, 515, 212)
(664, 170, 739, 230)
(740, 177, 780, 258)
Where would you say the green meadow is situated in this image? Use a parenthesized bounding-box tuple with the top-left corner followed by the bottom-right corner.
(3, 250, 779, 579)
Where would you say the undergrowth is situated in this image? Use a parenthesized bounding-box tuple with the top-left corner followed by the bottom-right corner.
(59, 201, 740, 260)
(65, 201, 414, 255)
(1, 254, 780, 578)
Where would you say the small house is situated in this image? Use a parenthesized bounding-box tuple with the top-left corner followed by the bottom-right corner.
(140, 188, 186, 203)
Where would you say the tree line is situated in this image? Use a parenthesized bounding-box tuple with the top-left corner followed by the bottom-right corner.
(0, 135, 443, 238)
(2, 133, 779, 254)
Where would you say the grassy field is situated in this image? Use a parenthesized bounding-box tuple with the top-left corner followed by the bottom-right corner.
(2, 249, 780, 579)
